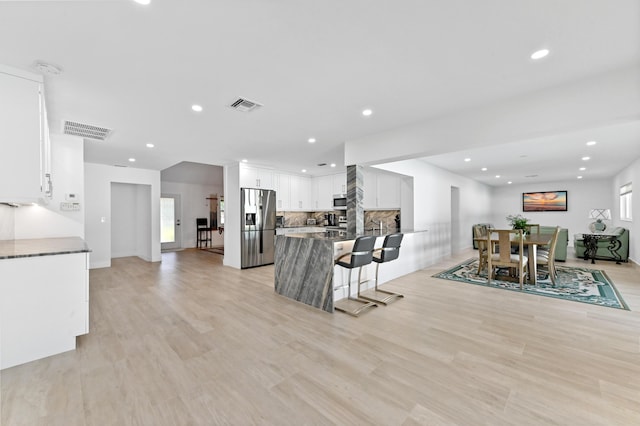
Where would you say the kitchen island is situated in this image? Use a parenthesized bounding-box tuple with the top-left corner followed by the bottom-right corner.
(274, 230, 429, 313)
(0, 237, 90, 369)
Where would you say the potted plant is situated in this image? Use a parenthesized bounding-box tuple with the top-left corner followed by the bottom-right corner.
(506, 214, 529, 234)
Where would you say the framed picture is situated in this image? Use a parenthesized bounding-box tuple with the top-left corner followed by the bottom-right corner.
(522, 190, 568, 212)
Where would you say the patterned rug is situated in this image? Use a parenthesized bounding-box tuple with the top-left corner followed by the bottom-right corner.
(433, 258, 628, 310)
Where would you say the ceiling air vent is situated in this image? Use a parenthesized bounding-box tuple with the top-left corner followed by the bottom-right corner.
(229, 97, 262, 112)
(63, 120, 113, 141)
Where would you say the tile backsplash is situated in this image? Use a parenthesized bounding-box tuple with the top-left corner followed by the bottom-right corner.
(276, 209, 400, 229)
(365, 210, 401, 230)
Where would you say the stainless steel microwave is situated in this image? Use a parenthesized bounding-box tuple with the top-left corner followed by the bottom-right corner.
(332, 194, 347, 210)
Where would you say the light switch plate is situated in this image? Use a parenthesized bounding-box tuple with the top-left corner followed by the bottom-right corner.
(60, 202, 81, 211)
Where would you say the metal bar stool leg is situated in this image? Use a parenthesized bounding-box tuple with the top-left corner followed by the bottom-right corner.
(334, 266, 378, 317)
(358, 233, 405, 305)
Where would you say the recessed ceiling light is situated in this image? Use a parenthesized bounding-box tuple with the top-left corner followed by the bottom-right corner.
(481, 167, 487, 171)
(495, 175, 501, 178)
(134, 0, 151, 5)
(582, 156, 590, 161)
(507, 181, 513, 184)
(586, 140, 597, 146)
(191, 104, 203, 112)
(579, 167, 586, 171)
(330, 163, 336, 168)
(531, 49, 549, 60)
(362, 109, 373, 116)
(242, 159, 248, 163)
(146, 143, 154, 148)
(301, 169, 307, 173)
(577, 176, 583, 179)
(308, 138, 316, 143)
(128, 158, 136, 162)
(464, 158, 471, 162)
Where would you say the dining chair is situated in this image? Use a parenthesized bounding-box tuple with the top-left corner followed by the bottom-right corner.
(487, 229, 528, 289)
(525, 224, 540, 235)
(473, 224, 491, 274)
(536, 226, 561, 285)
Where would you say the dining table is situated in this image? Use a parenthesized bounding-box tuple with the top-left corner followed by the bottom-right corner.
(476, 232, 552, 285)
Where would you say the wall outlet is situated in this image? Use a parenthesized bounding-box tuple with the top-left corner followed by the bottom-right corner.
(60, 202, 81, 211)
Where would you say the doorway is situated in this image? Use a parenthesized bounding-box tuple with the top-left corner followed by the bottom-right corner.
(161, 194, 182, 251)
(450, 186, 460, 254)
(111, 183, 153, 261)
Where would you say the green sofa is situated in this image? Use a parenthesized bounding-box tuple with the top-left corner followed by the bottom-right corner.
(574, 227, 629, 262)
(539, 226, 568, 262)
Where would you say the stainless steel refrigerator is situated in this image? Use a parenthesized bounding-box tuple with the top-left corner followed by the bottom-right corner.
(241, 188, 276, 268)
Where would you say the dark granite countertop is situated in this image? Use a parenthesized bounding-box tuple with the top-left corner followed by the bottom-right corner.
(278, 229, 426, 242)
(0, 237, 91, 260)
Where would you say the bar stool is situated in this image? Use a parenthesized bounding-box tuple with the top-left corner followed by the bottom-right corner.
(196, 218, 211, 248)
(334, 235, 378, 317)
(360, 233, 404, 305)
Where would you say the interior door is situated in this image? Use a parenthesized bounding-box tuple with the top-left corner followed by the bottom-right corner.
(161, 194, 181, 251)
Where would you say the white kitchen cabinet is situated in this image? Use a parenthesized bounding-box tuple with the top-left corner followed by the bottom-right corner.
(0, 65, 51, 203)
(362, 167, 378, 209)
(362, 168, 401, 209)
(332, 172, 347, 195)
(240, 165, 274, 189)
(313, 175, 333, 210)
(0, 250, 89, 370)
(290, 174, 311, 211)
(376, 172, 401, 208)
(274, 173, 290, 211)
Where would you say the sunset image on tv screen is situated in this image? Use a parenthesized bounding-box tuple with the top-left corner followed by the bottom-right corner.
(523, 191, 567, 212)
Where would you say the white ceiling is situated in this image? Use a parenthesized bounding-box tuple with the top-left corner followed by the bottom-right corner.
(1, 0, 639, 181)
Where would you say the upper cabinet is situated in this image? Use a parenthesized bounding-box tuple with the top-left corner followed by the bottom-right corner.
(312, 175, 333, 210)
(290, 174, 311, 211)
(362, 167, 401, 209)
(240, 165, 274, 189)
(332, 172, 346, 195)
(273, 173, 290, 211)
(0, 65, 51, 203)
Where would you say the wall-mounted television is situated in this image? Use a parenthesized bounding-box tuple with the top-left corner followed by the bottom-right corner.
(522, 190, 567, 212)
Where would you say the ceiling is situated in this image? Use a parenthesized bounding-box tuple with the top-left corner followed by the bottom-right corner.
(1, 0, 639, 182)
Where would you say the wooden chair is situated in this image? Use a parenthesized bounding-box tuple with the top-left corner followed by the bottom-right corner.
(473, 224, 491, 274)
(524, 224, 540, 235)
(537, 226, 561, 285)
(487, 229, 528, 289)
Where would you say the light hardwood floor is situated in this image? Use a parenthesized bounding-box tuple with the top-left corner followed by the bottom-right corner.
(2, 248, 640, 425)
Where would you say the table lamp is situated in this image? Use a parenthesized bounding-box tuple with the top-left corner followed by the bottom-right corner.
(588, 208, 611, 232)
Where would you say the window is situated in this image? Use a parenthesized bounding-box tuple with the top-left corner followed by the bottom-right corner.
(160, 197, 175, 243)
(619, 182, 632, 221)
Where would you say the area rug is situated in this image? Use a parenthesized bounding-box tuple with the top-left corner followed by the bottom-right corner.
(433, 258, 628, 310)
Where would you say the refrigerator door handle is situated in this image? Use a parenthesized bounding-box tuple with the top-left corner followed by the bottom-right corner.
(259, 229, 263, 254)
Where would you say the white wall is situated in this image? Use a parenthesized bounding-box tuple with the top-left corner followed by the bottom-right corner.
(161, 181, 224, 248)
(85, 163, 161, 269)
(490, 179, 612, 246)
(612, 158, 638, 263)
(14, 135, 85, 240)
(375, 159, 493, 264)
(223, 163, 241, 268)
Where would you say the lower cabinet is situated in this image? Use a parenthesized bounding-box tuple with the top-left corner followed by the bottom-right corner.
(0, 252, 89, 370)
